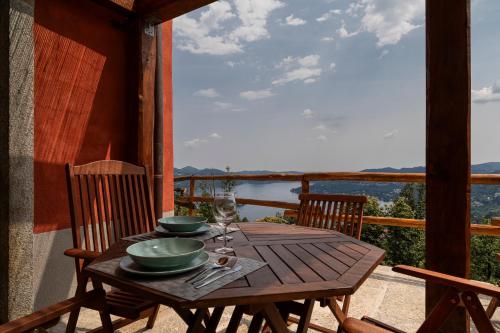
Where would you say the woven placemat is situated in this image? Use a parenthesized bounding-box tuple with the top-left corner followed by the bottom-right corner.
(88, 252, 266, 301)
(123, 226, 238, 242)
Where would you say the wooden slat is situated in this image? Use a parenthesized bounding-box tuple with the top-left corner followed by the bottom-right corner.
(269, 244, 323, 283)
(326, 242, 364, 261)
(132, 175, 145, 233)
(127, 175, 140, 235)
(284, 244, 340, 280)
(254, 245, 302, 284)
(113, 175, 128, 237)
(233, 246, 280, 287)
(301, 243, 350, 275)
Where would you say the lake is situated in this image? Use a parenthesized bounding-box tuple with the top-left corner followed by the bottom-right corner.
(232, 182, 300, 220)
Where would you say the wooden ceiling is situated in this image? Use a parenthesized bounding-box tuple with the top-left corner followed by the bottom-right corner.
(93, 0, 218, 24)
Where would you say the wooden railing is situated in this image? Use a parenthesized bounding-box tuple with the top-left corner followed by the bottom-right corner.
(174, 172, 500, 237)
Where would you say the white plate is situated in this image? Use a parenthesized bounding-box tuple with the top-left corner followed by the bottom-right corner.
(154, 224, 211, 236)
(119, 251, 210, 276)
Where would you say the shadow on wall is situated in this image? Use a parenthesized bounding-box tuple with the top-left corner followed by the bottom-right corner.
(33, 227, 76, 309)
(33, 0, 137, 308)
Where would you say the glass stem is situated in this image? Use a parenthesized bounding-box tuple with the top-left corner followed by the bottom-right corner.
(224, 225, 228, 248)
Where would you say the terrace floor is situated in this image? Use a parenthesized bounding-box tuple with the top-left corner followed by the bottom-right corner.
(49, 265, 500, 333)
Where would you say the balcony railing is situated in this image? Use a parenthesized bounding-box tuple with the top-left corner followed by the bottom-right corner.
(174, 172, 500, 236)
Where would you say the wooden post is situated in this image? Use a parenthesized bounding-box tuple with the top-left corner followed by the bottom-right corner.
(136, 19, 156, 187)
(426, 0, 471, 332)
(301, 179, 309, 194)
(188, 179, 195, 216)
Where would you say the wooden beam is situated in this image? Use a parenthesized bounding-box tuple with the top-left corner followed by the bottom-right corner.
(426, 0, 471, 332)
(91, 0, 137, 16)
(136, 19, 156, 184)
(138, 0, 218, 24)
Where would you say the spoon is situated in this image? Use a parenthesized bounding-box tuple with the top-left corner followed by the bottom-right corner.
(186, 256, 229, 283)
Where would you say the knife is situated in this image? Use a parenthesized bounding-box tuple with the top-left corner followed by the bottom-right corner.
(194, 265, 242, 289)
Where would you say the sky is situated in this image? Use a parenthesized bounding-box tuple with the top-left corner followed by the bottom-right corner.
(172, 0, 500, 172)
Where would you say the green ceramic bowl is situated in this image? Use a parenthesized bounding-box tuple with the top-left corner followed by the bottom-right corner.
(158, 216, 207, 232)
(126, 238, 205, 269)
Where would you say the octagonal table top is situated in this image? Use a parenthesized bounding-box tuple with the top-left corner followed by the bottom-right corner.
(86, 222, 385, 309)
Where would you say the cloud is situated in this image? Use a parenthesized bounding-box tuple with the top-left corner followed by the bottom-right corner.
(273, 55, 322, 85)
(185, 132, 222, 148)
(321, 36, 335, 42)
(174, 0, 284, 55)
(354, 0, 425, 47)
(284, 14, 306, 26)
(329, 62, 336, 71)
(240, 89, 275, 100)
(214, 101, 233, 109)
(378, 49, 390, 59)
(316, 135, 327, 141)
(184, 138, 208, 148)
(229, 0, 285, 42)
(472, 80, 500, 104)
(302, 109, 314, 118)
(316, 9, 342, 22)
(313, 124, 327, 131)
(384, 129, 399, 139)
(337, 20, 360, 38)
(194, 88, 219, 98)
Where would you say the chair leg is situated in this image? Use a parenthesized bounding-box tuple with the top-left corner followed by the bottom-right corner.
(146, 305, 161, 329)
(65, 274, 89, 333)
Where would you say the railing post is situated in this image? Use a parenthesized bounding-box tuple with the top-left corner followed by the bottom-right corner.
(301, 177, 309, 194)
(188, 179, 195, 216)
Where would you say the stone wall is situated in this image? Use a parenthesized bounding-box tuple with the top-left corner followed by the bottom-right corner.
(0, 0, 35, 323)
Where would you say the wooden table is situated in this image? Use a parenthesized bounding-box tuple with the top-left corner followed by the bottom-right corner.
(86, 222, 385, 333)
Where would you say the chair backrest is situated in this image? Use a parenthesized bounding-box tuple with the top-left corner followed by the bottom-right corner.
(66, 160, 156, 253)
(297, 194, 368, 239)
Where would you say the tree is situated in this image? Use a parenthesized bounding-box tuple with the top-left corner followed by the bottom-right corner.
(384, 193, 425, 267)
(471, 233, 500, 283)
(360, 197, 386, 249)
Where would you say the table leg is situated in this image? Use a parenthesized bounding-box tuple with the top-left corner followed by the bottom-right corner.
(226, 306, 245, 333)
(186, 308, 206, 333)
(260, 304, 289, 333)
(205, 307, 224, 333)
(248, 312, 264, 333)
(296, 299, 314, 333)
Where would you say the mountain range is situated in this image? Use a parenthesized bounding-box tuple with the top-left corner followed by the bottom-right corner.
(175, 162, 500, 177)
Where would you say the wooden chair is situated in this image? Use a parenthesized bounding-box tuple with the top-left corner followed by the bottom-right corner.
(64, 160, 160, 333)
(342, 265, 500, 333)
(296, 194, 367, 239)
(285, 194, 368, 332)
(0, 290, 109, 333)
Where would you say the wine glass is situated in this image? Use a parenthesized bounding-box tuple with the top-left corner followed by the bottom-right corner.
(213, 192, 236, 254)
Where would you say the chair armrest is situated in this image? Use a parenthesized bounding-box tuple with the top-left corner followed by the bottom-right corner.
(0, 289, 104, 333)
(64, 248, 101, 260)
(393, 265, 500, 298)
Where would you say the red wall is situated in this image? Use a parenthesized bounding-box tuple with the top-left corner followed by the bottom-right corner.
(34, 0, 174, 233)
